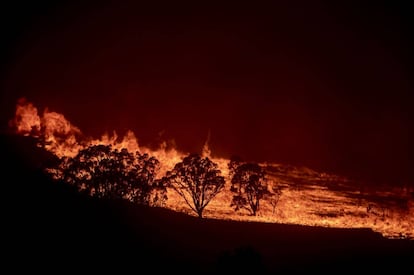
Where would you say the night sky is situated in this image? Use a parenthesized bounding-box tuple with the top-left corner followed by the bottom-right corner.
(1, 1, 413, 185)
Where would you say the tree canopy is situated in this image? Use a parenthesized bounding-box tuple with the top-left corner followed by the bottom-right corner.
(164, 153, 225, 218)
(55, 144, 165, 205)
(229, 159, 269, 216)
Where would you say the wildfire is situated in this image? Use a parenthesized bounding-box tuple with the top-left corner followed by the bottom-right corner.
(9, 98, 414, 240)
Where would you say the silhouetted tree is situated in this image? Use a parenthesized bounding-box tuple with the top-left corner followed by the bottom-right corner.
(128, 151, 165, 205)
(230, 161, 269, 216)
(164, 153, 225, 218)
(57, 145, 164, 205)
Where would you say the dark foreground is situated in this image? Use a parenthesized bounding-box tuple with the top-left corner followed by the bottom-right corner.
(2, 134, 413, 274)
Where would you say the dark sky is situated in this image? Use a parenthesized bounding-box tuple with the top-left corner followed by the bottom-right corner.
(1, 0, 413, 185)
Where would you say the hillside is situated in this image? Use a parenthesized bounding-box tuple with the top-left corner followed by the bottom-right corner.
(8, 98, 414, 239)
(1, 134, 413, 274)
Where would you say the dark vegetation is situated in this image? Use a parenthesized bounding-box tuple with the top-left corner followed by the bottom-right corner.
(56, 144, 166, 205)
(162, 153, 225, 218)
(49, 141, 272, 218)
(228, 156, 274, 216)
(2, 134, 413, 274)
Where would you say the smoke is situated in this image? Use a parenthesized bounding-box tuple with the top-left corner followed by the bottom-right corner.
(202, 129, 211, 158)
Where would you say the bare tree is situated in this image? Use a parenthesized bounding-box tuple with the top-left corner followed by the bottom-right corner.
(164, 153, 225, 218)
(267, 185, 282, 215)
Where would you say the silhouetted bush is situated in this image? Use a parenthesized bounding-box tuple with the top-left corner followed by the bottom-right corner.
(52, 144, 166, 205)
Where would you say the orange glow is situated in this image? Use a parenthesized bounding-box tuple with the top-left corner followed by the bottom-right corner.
(11, 97, 41, 136)
(10, 98, 414, 240)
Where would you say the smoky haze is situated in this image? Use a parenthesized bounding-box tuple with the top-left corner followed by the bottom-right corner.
(1, 0, 414, 185)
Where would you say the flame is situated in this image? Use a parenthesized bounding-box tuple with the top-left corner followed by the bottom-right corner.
(41, 110, 83, 157)
(11, 97, 41, 135)
(10, 98, 414, 240)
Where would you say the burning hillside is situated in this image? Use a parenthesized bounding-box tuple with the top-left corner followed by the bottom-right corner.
(9, 98, 414, 239)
